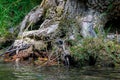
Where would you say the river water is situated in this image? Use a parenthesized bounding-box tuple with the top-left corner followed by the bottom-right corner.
(0, 61, 120, 80)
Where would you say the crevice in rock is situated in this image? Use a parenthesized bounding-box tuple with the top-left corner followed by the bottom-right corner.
(104, 17, 120, 33)
(28, 15, 45, 30)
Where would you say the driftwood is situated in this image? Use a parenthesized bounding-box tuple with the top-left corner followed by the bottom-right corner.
(18, 6, 44, 35)
(3, 43, 47, 63)
(0, 44, 31, 56)
(22, 21, 59, 38)
(11, 45, 34, 61)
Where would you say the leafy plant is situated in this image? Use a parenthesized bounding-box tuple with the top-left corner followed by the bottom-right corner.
(0, 0, 41, 37)
(70, 37, 120, 66)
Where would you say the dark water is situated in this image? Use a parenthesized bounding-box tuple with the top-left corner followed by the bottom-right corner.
(0, 61, 120, 80)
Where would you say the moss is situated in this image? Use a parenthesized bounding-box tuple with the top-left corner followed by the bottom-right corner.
(56, 6, 64, 17)
(70, 38, 120, 67)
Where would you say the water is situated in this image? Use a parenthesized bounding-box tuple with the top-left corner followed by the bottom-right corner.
(0, 61, 120, 80)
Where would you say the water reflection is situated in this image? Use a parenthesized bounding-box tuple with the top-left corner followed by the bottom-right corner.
(0, 62, 120, 80)
(13, 64, 43, 80)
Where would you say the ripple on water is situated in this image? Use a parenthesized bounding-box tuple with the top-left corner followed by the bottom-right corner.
(0, 62, 120, 80)
(13, 65, 43, 80)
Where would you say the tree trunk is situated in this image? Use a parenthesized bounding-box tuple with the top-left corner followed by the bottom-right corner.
(3, 0, 119, 64)
(18, 0, 99, 38)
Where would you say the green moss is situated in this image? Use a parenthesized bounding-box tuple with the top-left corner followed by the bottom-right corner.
(70, 38, 120, 66)
(56, 6, 63, 16)
(57, 17, 80, 38)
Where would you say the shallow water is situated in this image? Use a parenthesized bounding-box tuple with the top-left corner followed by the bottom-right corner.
(0, 61, 120, 80)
